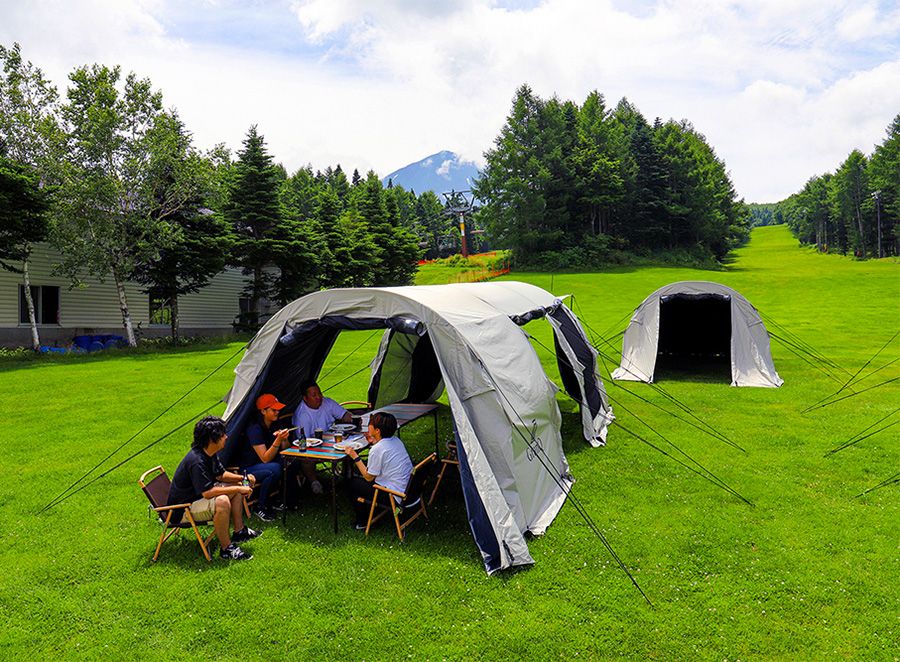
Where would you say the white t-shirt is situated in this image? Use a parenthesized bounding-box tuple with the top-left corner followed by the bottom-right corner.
(292, 397, 348, 438)
(367, 436, 413, 494)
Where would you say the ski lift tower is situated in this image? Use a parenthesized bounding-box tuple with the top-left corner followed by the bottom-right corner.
(443, 189, 475, 258)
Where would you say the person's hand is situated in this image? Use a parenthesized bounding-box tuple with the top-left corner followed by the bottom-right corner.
(275, 428, 290, 444)
(247, 474, 256, 487)
(239, 485, 252, 496)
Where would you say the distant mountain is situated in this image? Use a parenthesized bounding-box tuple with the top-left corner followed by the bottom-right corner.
(382, 150, 480, 196)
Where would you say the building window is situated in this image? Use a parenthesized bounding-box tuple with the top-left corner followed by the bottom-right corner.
(18, 285, 60, 325)
(149, 290, 174, 326)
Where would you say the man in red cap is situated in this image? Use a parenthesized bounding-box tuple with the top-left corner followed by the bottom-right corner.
(233, 393, 295, 521)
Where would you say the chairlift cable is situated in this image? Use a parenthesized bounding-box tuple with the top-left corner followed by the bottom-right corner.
(38, 342, 248, 515)
(39, 399, 225, 514)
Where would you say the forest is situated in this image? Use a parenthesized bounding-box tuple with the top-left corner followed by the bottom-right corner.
(768, 114, 899, 258)
(0, 43, 457, 346)
(473, 85, 751, 269)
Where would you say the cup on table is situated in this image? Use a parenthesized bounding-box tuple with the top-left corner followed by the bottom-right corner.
(334, 431, 343, 445)
(314, 428, 324, 440)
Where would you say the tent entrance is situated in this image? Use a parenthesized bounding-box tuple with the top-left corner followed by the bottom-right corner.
(655, 294, 731, 381)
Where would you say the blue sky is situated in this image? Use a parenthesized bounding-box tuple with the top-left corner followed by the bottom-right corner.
(1, 0, 898, 202)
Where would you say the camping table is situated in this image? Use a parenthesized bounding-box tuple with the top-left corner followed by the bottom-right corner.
(279, 404, 439, 534)
(366, 403, 440, 456)
(280, 433, 368, 533)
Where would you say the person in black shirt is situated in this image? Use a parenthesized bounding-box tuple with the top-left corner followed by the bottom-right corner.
(168, 416, 260, 561)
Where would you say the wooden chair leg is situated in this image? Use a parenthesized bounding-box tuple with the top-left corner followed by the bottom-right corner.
(184, 511, 212, 562)
(428, 463, 449, 505)
(365, 490, 380, 536)
(153, 510, 176, 562)
(390, 495, 404, 541)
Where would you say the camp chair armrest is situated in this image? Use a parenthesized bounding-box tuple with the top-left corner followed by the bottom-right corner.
(153, 503, 191, 512)
(372, 484, 406, 499)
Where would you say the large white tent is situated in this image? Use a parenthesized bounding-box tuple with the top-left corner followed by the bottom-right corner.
(612, 281, 783, 388)
(222, 282, 613, 573)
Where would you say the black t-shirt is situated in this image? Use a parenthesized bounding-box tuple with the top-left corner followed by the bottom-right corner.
(235, 419, 287, 469)
(167, 447, 225, 521)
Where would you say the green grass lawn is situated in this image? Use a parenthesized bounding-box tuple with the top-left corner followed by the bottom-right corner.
(1, 226, 897, 659)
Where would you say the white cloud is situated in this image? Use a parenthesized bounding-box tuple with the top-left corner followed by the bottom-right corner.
(1, 0, 898, 201)
(436, 159, 452, 177)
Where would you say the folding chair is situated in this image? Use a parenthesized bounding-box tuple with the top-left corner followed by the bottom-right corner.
(358, 453, 437, 541)
(139, 465, 215, 562)
(428, 441, 459, 505)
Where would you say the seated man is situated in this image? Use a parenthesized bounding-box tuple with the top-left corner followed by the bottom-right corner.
(293, 381, 352, 438)
(234, 393, 293, 521)
(344, 412, 413, 530)
(167, 415, 260, 561)
(292, 382, 351, 495)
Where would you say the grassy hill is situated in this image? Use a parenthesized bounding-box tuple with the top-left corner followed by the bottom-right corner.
(1, 225, 896, 659)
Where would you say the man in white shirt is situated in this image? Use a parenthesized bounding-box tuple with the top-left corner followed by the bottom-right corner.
(345, 412, 413, 530)
(292, 382, 352, 439)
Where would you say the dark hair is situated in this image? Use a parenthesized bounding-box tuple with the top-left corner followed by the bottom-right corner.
(369, 412, 397, 438)
(301, 381, 320, 396)
(192, 416, 227, 451)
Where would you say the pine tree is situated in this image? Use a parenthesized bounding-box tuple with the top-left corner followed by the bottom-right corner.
(225, 125, 284, 318)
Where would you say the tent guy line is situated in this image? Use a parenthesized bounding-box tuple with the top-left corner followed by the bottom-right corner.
(855, 472, 900, 498)
(37, 342, 248, 515)
(526, 330, 753, 506)
(804, 337, 900, 412)
(827, 409, 899, 456)
(38, 399, 225, 514)
(481, 366, 653, 605)
(801, 376, 900, 414)
(570, 299, 742, 451)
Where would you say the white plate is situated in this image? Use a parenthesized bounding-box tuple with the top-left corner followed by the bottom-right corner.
(331, 423, 356, 432)
(334, 439, 364, 452)
(293, 438, 322, 448)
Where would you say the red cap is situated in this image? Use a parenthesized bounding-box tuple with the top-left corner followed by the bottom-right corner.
(256, 393, 286, 411)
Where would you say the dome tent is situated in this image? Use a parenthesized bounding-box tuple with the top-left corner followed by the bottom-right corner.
(222, 281, 613, 574)
(611, 281, 783, 388)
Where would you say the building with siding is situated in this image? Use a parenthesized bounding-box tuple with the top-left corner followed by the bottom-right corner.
(0, 243, 260, 347)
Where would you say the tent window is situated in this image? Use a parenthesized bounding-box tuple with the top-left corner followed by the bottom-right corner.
(655, 294, 730, 379)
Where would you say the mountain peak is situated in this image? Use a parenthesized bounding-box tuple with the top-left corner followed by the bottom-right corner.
(382, 151, 480, 195)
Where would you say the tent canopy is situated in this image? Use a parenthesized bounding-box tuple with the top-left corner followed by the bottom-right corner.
(611, 281, 783, 388)
(222, 281, 613, 573)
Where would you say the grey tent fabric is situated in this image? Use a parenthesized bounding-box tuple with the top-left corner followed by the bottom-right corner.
(612, 281, 783, 388)
(222, 282, 612, 573)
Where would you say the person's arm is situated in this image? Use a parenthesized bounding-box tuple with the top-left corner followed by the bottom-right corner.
(339, 411, 352, 423)
(345, 448, 375, 482)
(202, 482, 252, 499)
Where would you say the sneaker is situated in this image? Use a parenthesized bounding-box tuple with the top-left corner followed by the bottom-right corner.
(252, 508, 277, 522)
(232, 526, 262, 543)
(353, 522, 367, 531)
(220, 543, 252, 561)
(310, 480, 324, 496)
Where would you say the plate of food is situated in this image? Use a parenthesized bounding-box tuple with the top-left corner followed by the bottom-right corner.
(331, 423, 356, 432)
(293, 438, 323, 448)
(334, 439, 365, 452)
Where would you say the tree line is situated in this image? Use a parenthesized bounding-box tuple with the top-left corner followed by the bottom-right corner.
(0, 43, 461, 349)
(769, 114, 898, 258)
(473, 85, 751, 269)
